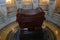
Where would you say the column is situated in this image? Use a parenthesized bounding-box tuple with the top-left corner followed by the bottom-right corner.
(48, 0, 55, 17)
(1, 4, 8, 23)
(33, 0, 38, 9)
(16, 0, 22, 8)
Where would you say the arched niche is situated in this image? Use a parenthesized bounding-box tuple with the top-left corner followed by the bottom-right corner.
(5, 0, 17, 18)
(54, 0, 60, 14)
(22, 0, 33, 9)
(38, 0, 49, 11)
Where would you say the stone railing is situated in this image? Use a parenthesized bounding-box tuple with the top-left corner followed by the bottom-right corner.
(45, 12, 60, 27)
(0, 22, 19, 40)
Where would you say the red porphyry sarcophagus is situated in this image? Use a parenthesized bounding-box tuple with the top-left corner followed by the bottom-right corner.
(16, 7, 45, 31)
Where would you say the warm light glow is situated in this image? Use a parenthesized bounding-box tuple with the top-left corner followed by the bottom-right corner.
(42, 0, 49, 2)
(22, 0, 33, 2)
(5, 0, 16, 7)
(6, 0, 11, 4)
(42, 24, 46, 29)
(6, 0, 11, 2)
(11, 28, 15, 32)
(55, 30, 58, 35)
(42, 26, 46, 29)
(39, 0, 49, 5)
(22, 0, 33, 3)
(5, 0, 11, 7)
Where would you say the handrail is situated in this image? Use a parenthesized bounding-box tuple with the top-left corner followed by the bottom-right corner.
(43, 21, 60, 40)
(0, 22, 19, 40)
(0, 21, 60, 40)
(0, 21, 16, 35)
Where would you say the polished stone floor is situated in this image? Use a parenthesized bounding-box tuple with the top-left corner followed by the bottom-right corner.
(6, 27, 55, 40)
